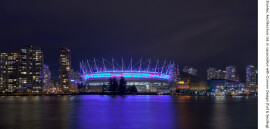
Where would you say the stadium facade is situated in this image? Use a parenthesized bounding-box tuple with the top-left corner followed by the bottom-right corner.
(80, 58, 175, 93)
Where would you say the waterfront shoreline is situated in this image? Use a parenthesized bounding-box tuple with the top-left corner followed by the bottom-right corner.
(0, 92, 157, 96)
(0, 92, 256, 96)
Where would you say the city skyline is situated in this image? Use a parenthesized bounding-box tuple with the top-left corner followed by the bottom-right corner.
(0, 45, 257, 82)
(0, 45, 257, 93)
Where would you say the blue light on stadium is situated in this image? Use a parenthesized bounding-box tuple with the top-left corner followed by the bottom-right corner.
(82, 71, 171, 80)
(80, 58, 174, 81)
(80, 58, 175, 92)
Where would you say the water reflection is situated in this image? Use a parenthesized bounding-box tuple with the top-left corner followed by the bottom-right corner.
(0, 95, 257, 129)
(74, 95, 175, 129)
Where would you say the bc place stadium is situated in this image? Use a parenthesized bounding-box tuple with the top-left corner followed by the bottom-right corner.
(80, 58, 175, 93)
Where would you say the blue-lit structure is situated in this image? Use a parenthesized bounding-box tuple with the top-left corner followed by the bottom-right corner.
(80, 58, 175, 92)
(83, 72, 170, 80)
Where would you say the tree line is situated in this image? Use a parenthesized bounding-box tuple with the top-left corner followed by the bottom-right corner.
(102, 76, 138, 93)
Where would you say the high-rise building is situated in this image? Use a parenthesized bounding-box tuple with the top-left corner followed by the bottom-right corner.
(0, 52, 21, 92)
(43, 64, 51, 91)
(246, 65, 257, 87)
(216, 70, 226, 80)
(207, 67, 216, 80)
(70, 69, 81, 92)
(207, 67, 226, 80)
(172, 65, 180, 81)
(59, 47, 71, 92)
(7, 52, 20, 92)
(0, 53, 8, 92)
(71, 69, 82, 85)
(226, 65, 237, 81)
(0, 46, 44, 93)
(20, 46, 43, 92)
(183, 66, 197, 76)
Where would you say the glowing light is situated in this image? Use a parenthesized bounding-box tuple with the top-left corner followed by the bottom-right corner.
(82, 71, 171, 80)
(178, 81, 185, 84)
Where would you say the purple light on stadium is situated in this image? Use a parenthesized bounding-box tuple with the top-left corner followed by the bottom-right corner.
(80, 58, 174, 80)
(82, 72, 171, 80)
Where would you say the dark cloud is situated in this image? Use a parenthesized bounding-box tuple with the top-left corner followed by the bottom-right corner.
(0, 0, 257, 81)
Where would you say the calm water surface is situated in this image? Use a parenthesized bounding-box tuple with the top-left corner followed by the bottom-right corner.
(0, 95, 257, 129)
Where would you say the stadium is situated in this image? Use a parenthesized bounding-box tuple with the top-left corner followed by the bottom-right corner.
(80, 58, 175, 93)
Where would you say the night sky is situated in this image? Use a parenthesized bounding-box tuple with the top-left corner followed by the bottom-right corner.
(0, 0, 257, 81)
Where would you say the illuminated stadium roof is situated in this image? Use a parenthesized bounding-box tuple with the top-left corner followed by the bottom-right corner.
(80, 58, 175, 80)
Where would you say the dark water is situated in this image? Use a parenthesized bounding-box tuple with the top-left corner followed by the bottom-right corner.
(0, 95, 257, 129)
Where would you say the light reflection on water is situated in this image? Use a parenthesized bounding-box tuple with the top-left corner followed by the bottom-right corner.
(0, 95, 257, 129)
